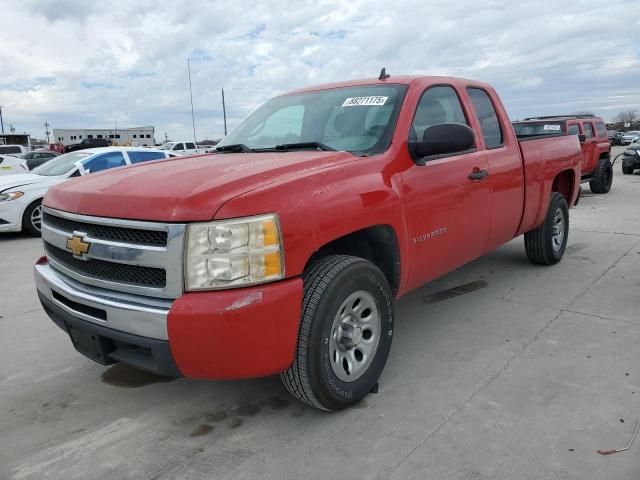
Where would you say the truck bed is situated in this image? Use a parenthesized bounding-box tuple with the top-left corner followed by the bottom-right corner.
(516, 134, 582, 236)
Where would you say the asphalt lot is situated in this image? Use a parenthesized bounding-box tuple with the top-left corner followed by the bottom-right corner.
(1, 145, 639, 480)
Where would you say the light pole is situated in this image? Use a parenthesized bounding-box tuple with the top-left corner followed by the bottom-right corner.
(0, 106, 4, 134)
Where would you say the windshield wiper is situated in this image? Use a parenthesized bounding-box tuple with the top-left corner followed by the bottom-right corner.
(216, 143, 253, 153)
(273, 142, 336, 152)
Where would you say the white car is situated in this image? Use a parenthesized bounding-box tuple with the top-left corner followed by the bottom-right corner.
(0, 155, 28, 175)
(0, 147, 172, 236)
(0, 144, 29, 156)
(157, 141, 200, 156)
(621, 131, 640, 146)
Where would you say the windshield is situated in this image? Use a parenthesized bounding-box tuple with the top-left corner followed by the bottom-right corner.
(217, 84, 408, 154)
(31, 151, 91, 176)
(158, 142, 175, 150)
(512, 121, 565, 136)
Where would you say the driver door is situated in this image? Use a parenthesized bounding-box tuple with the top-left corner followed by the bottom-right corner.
(400, 85, 491, 289)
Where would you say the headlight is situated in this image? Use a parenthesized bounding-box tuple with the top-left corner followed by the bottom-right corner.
(0, 191, 24, 201)
(185, 214, 284, 290)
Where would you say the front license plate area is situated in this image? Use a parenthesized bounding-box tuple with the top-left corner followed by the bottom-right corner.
(65, 322, 114, 365)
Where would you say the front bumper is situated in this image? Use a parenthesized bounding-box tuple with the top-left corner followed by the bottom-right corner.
(622, 155, 640, 168)
(35, 258, 304, 379)
(0, 200, 23, 232)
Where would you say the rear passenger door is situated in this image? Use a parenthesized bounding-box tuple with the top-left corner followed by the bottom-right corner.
(400, 85, 491, 289)
(466, 87, 523, 250)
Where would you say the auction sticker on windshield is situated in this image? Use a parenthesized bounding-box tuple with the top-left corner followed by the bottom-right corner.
(342, 96, 388, 107)
(543, 124, 562, 131)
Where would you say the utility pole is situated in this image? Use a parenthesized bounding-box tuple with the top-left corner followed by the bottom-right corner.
(0, 106, 4, 134)
(9, 124, 15, 133)
(221, 88, 227, 136)
(44, 121, 51, 143)
(164, 132, 168, 142)
(187, 58, 197, 147)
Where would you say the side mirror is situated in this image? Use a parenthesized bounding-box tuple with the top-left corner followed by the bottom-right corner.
(408, 123, 475, 165)
(578, 134, 586, 143)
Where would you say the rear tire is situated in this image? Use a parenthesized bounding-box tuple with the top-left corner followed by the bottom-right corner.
(524, 192, 569, 266)
(622, 165, 634, 175)
(22, 199, 43, 237)
(281, 255, 394, 411)
(589, 158, 613, 193)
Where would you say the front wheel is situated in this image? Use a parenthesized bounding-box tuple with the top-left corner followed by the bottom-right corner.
(589, 158, 613, 194)
(22, 199, 43, 237)
(524, 192, 569, 266)
(281, 255, 394, 411)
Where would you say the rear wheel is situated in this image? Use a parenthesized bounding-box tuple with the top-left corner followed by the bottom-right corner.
(524, 192, 569, 266)
(22, 200, 43, 237)
(281, 255, 394, 411)
(589, 158, 613, 193)
(622, 164, 634, 175)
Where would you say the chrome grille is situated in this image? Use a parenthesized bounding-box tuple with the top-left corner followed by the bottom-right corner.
(43, 212, 168, 246)
(45, 243, 167, 288)
(41, 207, 187, 299)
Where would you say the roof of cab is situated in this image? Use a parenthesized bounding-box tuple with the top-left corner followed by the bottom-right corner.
(283, 75, 492, 96)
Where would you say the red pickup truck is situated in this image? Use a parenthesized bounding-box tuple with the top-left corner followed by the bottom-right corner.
(35, 75, 581, 410)
(513, 115, 612, 194)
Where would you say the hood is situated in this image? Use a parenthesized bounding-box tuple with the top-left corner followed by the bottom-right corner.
(0, 174, 49, 192)
(44, 151, 357, 221)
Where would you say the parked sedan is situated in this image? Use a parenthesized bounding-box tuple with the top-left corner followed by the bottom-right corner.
(0, 147, 172, 235)
(20, 150, 60, 170)
(620, 131, 640, 146)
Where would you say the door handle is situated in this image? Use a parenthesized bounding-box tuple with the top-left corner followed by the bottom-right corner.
(468, 169, 488, 180)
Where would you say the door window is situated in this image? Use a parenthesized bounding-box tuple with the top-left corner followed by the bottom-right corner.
(567, 124, 580, 135)
(583, 123, 594, 138)
(595, 121, 606, 137)
(173, 143, 184, 150)
(128, 151, 167, 164)
(410, 86, 468, 142)
(185, 142, 196, 149)
(467, 88, 503, 148)
(83, 152, 126, 173)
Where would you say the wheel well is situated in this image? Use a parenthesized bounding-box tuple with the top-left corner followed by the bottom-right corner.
(305, 225, 401, 295)
(599, 152, 610, 161)
(552, 170, 575, 205)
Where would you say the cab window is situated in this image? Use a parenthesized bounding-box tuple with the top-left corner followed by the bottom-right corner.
(583, 123, 594, 138)
(567, 124, 580, 135)
(410, 86, 468, 141)
(467, 87, 503, 148)
(595, 121, 606, 137)
(83, 152, 126, 173)
(173, 143, 184, 150)
(185, 142, 196, 150)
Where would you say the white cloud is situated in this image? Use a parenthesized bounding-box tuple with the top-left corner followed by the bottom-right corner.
(0, 0, 639, 141)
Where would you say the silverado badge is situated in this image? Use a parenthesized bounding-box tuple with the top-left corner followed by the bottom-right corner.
(66, 234, 91, 259)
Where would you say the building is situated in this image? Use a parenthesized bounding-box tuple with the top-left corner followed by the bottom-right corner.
(53, 126, 155, 147)
(0, 133, 32, 150)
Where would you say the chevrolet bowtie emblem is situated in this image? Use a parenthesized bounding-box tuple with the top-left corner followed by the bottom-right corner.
(66, 234, 91, 259)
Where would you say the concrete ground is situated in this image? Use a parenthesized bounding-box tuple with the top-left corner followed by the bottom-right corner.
(1, 146, 639, 480)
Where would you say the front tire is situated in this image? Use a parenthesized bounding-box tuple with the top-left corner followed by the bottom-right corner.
(281, 255, 394, 411)
(524, 192, 569, 266)
(589, 158, 613, 193)
(22, 200, 43, 237)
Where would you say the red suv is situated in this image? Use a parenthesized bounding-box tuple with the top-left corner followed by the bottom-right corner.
(513, 115, 612, 194)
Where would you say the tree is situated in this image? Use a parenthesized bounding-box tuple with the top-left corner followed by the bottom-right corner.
(613, 110, 638, 125)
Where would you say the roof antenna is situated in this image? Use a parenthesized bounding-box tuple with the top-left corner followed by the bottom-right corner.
(379, 67, 390, 80)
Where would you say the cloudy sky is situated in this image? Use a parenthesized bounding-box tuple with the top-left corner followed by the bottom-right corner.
(1, 0, 639, 142)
